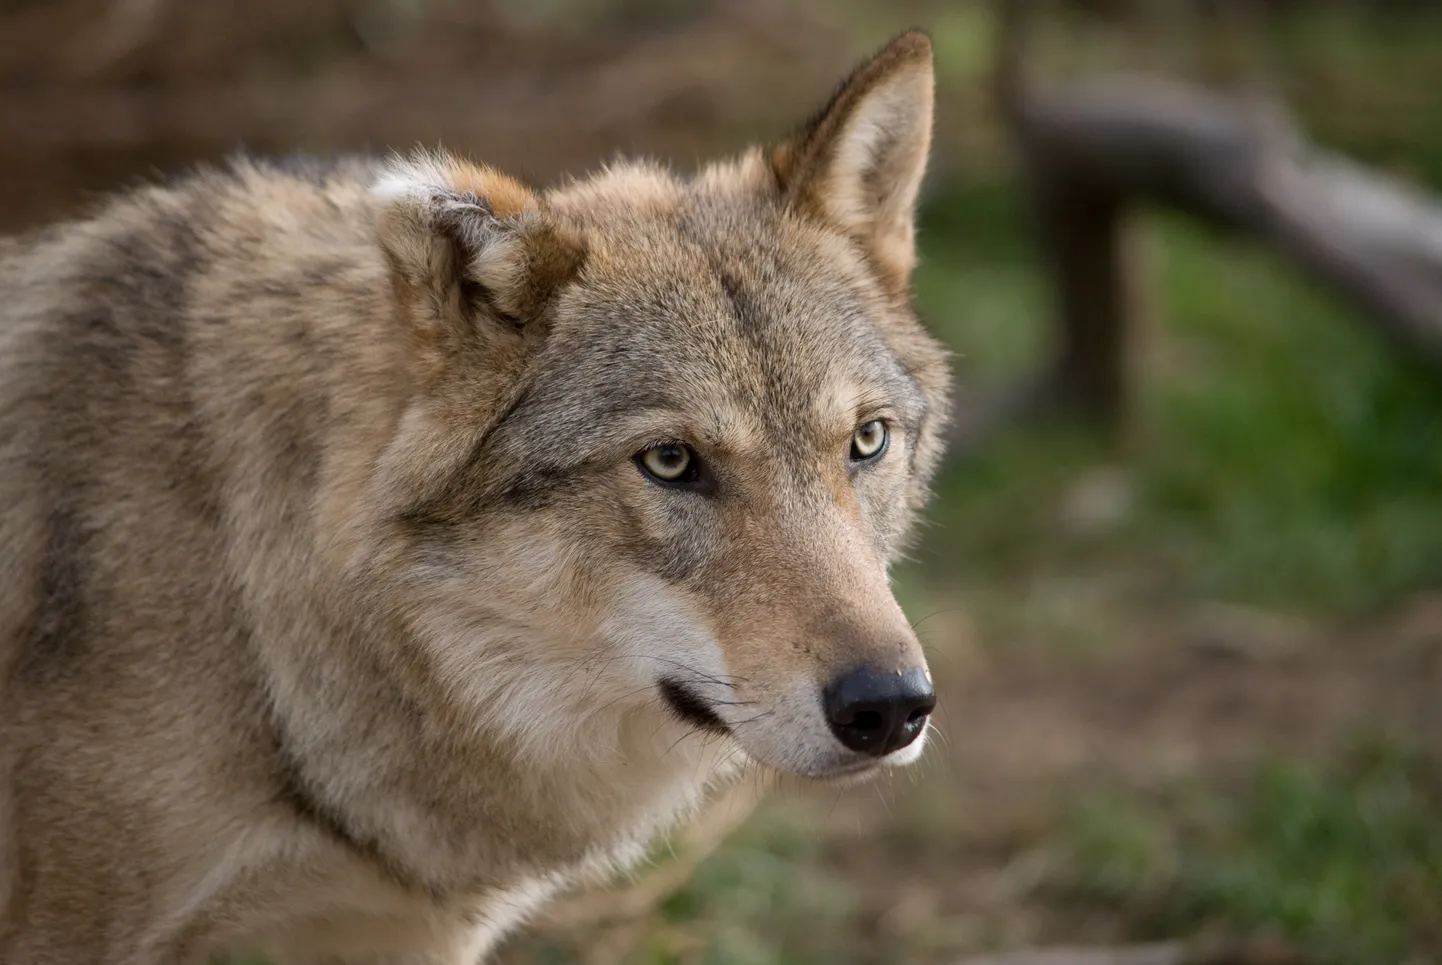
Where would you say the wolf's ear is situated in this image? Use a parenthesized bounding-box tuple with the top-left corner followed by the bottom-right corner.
(373, 154, 584, 362)
(769, 31, 934, 293)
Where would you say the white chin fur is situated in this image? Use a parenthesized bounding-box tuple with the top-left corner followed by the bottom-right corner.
(882, 723, 930, 768)
(771, 733, 931, 788)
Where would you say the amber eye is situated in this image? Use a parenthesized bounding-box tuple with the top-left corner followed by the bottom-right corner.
(637, 443, 699, 484)
(850, 420, 888, 461)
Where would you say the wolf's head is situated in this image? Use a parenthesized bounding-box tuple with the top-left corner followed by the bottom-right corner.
(368, 32, 950, 782)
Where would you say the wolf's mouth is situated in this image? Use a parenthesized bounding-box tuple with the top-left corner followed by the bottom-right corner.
(657, 679, 731, 736)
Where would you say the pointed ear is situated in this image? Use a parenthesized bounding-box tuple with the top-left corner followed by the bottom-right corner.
(769, 31, 934, 294)
(372, 153, 585, 368)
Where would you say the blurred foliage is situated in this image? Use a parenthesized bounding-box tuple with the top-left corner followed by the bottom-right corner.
(917, 186, 1442, 615)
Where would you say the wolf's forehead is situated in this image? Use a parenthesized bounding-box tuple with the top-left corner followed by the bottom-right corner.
(566, 225, 903, 414)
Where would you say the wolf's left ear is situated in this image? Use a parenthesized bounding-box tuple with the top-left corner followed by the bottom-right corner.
(769, 31, 934, 293)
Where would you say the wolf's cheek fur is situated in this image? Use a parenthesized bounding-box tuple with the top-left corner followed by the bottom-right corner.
(397, 444, 926, 779)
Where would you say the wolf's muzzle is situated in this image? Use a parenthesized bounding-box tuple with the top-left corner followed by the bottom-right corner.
(822, 666, 934, 756)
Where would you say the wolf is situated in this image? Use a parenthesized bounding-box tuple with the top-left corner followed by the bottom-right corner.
(0, 30, 950, 964)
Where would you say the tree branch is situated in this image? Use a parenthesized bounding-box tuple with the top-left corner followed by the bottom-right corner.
(1018, 75, 1442, 365)
(964, 0, 1442, 452)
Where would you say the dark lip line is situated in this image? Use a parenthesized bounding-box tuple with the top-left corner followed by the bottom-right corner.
(657, 678, 731, 736)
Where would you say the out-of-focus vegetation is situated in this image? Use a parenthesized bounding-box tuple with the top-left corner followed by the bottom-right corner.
(919, 191, 1442, 617)
(1058, 737, 1442, 965)
(5, 2, 1439, 963)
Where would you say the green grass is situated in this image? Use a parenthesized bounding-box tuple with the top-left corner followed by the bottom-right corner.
(911, 180, 1442, 617)
(1054, 738, 1442, 965)
(1135, 218, 1442, 612)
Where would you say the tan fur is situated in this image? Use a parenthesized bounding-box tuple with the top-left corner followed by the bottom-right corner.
(0, 32, 950, 964)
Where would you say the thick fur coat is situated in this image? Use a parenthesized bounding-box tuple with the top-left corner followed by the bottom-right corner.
(0, 32, 950, 964)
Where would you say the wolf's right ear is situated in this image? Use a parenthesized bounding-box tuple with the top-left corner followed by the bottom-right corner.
(373, 154, 585, 363)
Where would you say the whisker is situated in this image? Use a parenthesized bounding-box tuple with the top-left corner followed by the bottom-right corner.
(589, 682, 666, 717)
(634, 655, 748, 687)
(909, 607, 967, 631)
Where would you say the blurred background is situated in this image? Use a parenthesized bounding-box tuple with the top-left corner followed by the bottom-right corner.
(5, 1, 1440, 963)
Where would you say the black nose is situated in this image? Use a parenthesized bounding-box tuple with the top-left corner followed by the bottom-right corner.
(823, 667, 935, 757)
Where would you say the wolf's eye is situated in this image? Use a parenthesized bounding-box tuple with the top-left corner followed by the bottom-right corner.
(637, 443, 700, 485)
(850, 420, 888, 462)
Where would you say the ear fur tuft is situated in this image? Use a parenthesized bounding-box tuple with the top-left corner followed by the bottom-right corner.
(373, 151, 584, 337)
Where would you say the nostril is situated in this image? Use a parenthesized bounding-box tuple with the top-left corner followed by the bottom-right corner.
(905, 706, 930, 725)
(850, 709, 886, 733)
